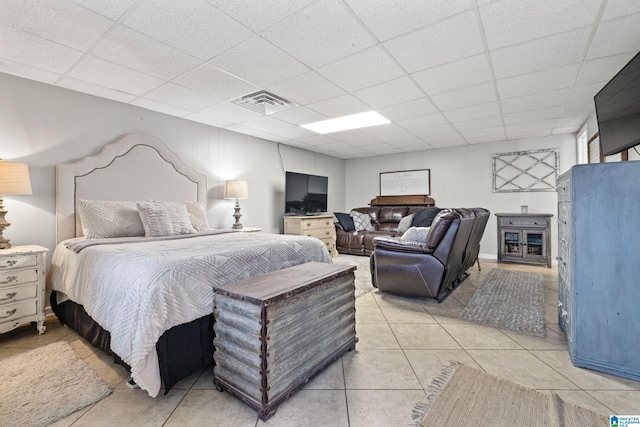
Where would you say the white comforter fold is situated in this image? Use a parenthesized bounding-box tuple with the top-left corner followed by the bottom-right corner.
(47, 232, 331, 397)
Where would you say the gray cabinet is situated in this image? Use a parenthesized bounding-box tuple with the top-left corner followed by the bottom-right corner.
(557, 162, 640, 381)
(495, 213, 553, 268)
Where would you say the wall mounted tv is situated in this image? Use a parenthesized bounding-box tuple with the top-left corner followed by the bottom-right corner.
(594, 50, 640, 156)
(284, 171, 328, 215)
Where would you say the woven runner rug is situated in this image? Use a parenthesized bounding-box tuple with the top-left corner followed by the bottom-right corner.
(0, 341, 111, 427)
(458, 268, 546, 337)
(414, 362, 607, 427)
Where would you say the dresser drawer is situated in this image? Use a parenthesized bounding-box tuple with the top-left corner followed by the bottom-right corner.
(0, 284, 37, 304)
(0, 269, 38, 288)
(301, 217, 333, 231)
(0, 254, 37, 270)
(304, 228, 334, 240)
(499, 217, 547, 227)
(0, 300, 37, 324)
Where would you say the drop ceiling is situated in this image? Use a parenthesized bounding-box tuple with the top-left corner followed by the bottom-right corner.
(1, 0, 639, 159)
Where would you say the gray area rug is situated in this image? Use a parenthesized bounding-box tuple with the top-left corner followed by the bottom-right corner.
(0, 341, 111, 427)
(458, 268, 546, 337)
(413, 362, 607, 426)
(332, 254, 376, 298)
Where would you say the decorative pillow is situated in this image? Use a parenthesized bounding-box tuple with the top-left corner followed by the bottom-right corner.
(183, 201, 209, 231)
(412, 207, 442, 227)
(396, 213, 414, 235)
(137, 201, 196, 237)
(334, 212, 355, 231)
(401, 226, 430, 242)
(350, 210, 374, 232)
(77, 200, 145, 239)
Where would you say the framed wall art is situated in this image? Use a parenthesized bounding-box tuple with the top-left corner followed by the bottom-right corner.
(492, 148, 559, 192)
(380, 169, 430, 196)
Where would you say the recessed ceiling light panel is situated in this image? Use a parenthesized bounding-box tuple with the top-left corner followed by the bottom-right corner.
(301, 111, 390, 134)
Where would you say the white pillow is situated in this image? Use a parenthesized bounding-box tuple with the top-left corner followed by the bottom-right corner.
(401, 226, 430, 243)
(137, 201, 196, 237)
(396, 213, 414, 235)
(350, 210, 374, 232)
(183, 201, 209, 231)
(77, 200, 145, 239)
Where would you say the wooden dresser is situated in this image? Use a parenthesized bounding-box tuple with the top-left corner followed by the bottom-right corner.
(283, 214, 336, 256)
(0, 245, 48, 334)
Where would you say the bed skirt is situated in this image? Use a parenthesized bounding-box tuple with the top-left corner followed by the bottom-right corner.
(50, 291, 214, 393)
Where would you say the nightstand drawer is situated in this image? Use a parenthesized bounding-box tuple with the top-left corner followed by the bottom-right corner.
(0, 284, 37, 304)
(0, 300, 37, 324)
(0, 254, 37, 270)
(499, 217, 546, 227)
(0, 269, 38, 288)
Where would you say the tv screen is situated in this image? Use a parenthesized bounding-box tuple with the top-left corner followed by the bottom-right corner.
(285, 171, 328, 215)
(595, 51, 640, 156)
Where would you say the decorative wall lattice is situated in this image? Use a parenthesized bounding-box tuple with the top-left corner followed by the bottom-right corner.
(492, 149, 559, 193)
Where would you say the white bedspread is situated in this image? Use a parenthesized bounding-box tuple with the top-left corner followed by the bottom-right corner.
(47, 232, 331, 397)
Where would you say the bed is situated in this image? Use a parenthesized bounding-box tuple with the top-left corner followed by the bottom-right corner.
(47, 133, 332, 397)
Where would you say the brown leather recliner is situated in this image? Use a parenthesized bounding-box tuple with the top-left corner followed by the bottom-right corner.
(370, 208, 487, 301)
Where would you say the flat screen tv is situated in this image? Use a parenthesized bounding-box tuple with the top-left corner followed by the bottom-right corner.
(594, 51, 640, 156)
(285, 171, 328, 215)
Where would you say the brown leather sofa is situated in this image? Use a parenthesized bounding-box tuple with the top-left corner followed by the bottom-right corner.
(335, 206, 439, 256)
(370, 208, 490, 301)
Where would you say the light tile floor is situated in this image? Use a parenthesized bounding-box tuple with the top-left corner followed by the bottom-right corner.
(2, 260, 639, 426)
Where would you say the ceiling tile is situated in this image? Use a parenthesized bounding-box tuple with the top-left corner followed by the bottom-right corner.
(66, 56, 164, 96)
(412, 54, 493, 95)
(554, 115, 587, 127)
(316, 46, 406, 92)
(345, 0, 472, 41)
(425, 134, 467, 149)
(496, 64, 581, 99)
(260, 0, 377, 68)
(443, 102, 501, 123)
(501, 89, 569, 114)
(92, 26, 202, 80)
(601, 0, 640, 21)
(505, 120, 555, 133)
(479, 0, 602, 50)
(378, 98, 439, 121)
(0, 59, 61, 85)
(576, 52, 636, 85)
(431, 82, 497, 111)
(490, 28, 590, 79)
(207, 0, 314, 32)
(267, 71, 346, 105)
(131, 98, 191, 117)
(552, 125, 581, 135)
(384, 11, 484, 73)
(358, 123, 405, 137)
(71, 0, 137, 20)
(208, 36, 309, 87)
(453, 115, 504, 132)
(240, 116, 295, 134)
(326, 130, 370, 144)
(373, 131, 421, 144)
(173, 64, 259, 101)
(307, 94, 370, 117)
(412, 123, 457, 138)
(0, 24, 83, 74)
(183, 112, 232, 128)
(0, 0, 114, 51)
(502, 106, 561, 125)
(397, 113, 449, 132)
(144, 83, 222, 111)
(198, 102, 264, 123)
(123, 0, 253, 60)
(506, 129, 551, 140)
(466, 135, 507, 145)
(586, 13, 640, 59)
(353, 76, 423, 109)
(565, 83, 603, 104)
(270, 107, 328, 126)
(460, 126, 506, 139)
(560, 102, 594, 116)
(266, 125, 316, 141)
(299, 135, 340, 146)
(57, 76, 137, 103)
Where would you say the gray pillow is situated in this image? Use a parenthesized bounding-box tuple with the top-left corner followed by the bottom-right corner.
(137, 201, 196, 237)
(77, 200, 145, 239)
(401, 226, 430, 243)
(183, 201, 209, 231)
(396, 213, 414, 235)
(350, 210, 374, 232)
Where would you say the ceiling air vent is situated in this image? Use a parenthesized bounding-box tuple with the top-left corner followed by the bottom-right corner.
(232, 90, 295, 115)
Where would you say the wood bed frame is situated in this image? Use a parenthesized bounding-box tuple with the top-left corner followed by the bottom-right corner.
(51, 133, 213, 393)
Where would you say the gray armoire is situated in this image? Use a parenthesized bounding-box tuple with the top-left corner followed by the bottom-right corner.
(557, 161, 640, 381)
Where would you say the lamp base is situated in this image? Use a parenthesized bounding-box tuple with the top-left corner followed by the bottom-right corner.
(232, 199, 243, 230)
(0, 202, 11, 249)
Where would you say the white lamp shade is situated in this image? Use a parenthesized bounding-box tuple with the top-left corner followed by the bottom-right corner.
(0, 161, 32, 195)
(224, 180, 248, 199)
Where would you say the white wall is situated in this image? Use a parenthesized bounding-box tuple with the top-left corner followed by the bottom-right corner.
(0, 73, 346, 260)
(345, 134, 578, 260)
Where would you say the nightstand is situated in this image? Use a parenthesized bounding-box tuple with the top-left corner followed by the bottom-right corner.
(0, 245, 48, 334)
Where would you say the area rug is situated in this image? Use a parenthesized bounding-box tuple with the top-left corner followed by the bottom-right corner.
(458, 268, 546, 337)
(0, 341, 111, 427)
(332, 254, 376, 298)
(414, 362, 607, 426)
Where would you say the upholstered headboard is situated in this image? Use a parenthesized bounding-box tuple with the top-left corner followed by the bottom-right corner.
(56, 134, 207, 243)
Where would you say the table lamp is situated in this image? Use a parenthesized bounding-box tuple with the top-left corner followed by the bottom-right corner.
(224, 180, 248, 230)
(0, 160, 32, 249)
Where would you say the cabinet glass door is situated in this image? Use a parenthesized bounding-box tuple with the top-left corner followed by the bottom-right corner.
(524, 231, 545, 260)
(503, 231, 522, 256)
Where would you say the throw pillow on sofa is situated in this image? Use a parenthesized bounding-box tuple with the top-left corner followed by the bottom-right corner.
(350, 210, 374, 232)
(397, 213, 414, 235)
(334, 212, 355, 231)
(402, 226, 430, 242)
(412, 207, 441, 227)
